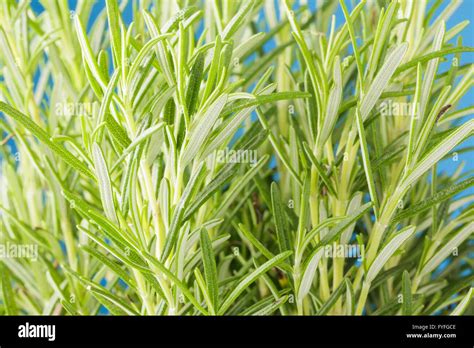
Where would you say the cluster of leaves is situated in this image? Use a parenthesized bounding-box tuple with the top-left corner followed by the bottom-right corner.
(0, 0, 472, 315)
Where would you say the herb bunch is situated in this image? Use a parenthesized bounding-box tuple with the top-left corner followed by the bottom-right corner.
(0, 0, 473, 315)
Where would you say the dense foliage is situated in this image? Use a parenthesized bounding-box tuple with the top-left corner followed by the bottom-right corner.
(0, 0, 472, 315)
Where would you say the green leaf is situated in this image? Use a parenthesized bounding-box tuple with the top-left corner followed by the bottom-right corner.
(218, 251, 292, 314)
(78, 226, 166, 301)
(419, 223, 473, 277)
(74, 15, 106, 91)
(339, 0, 364, 89)
(271, 182, 292, 254)
(94, 68, 120, 136)
(366, 1, 398, 82)
(1, 264, 18, 315)
(393, 176, 474, 223)
(302, 216, 346, 251)
(295, 172, 310, 250)
(62, 189, 138, 252)
(142, 252, 208, 315)
(0, 102, 95, 179)
(340, 193, 363, 244)
(183, 162, 239, 220)
(105, 113, 131, 149)
(64, 266, 139, 315)
(92, 143, 118, 224)
(320, 202, 373, 246)
(419, 22, 445, 123)
(257, 109, 302, 186)
(222, 0, 255, 39)
(401, 120, 474, 190)
(424, 274, 474, 314)
(143, 10, 176, 86)
(81, 245, 137, 291)
(366, 226, 416, 283)
(200, 228, 219, 311)
(236, 223, 275, 261)
(181, 94, 228, 167)
(345, 279, 355, 315)
(405, 63, 423, 169)
(360, 43, 408, 120)
(451, 288, 473, 316)
(0, 28, 26, 91)
(318, 56, 342, 149)
(105, 0, 123, 67)
(317, 276, 348, 315)
(283, 0, 325, 126)
(119, 154, 138, 216)
(215, 155, 269, 218)
(113, 122, 165, 169)
(302, 142, 337, 196)
(194, 268, 215, 313)
(185, 52, 205, 116)
(223, 91, 311, 118)
(250, 295, 289, 316)
(161, 162, 206, 261)
(414, 85, 452, 162)
(402, 271, 412, 315)
(371, 262, 413, 289)
(127, 34, 173, 87)
(395, 47, 474, 74)
(297, 247, 325, 301)
(355, 108, 379, 219)
(202, 105, 256, 159)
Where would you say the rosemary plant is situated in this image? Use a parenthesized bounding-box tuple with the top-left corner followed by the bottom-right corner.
(0, 0, 472, 316)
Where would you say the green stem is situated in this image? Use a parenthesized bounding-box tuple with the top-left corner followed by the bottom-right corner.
(355, 281, 370, 315)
